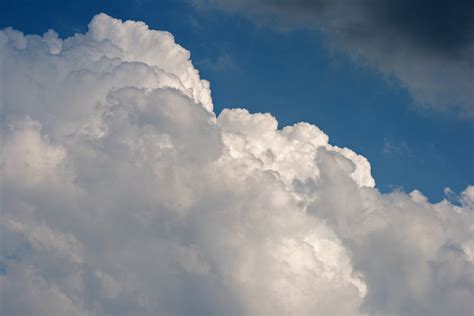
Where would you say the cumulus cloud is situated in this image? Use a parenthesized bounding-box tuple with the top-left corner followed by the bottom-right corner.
(1, 14, 473, 315)
(194, 0, 474, 116)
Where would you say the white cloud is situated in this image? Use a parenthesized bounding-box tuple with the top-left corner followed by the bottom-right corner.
(1, 14, 473, 315)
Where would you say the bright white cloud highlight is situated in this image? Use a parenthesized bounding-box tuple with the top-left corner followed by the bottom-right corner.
(1, 14, 473, 315)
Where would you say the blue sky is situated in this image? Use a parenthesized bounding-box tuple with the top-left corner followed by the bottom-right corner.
(2, 0, 472, 202)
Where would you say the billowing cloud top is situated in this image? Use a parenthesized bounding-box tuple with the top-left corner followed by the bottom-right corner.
(1, 14, 473, 315)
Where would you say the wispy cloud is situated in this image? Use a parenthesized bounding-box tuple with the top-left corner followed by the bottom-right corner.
(194, 0, 474, 116)
(198, 53, 236, 72)
(382, 138, 412, 156)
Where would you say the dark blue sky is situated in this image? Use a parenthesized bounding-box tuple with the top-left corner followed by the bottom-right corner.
(2, 0, 472, 202)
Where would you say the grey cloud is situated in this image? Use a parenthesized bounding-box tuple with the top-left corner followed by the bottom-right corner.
(194, 0, 474, 115)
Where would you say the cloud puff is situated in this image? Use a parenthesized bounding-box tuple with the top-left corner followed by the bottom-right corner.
(194, 0, 474, 116)
(1, 14, 473, 315)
